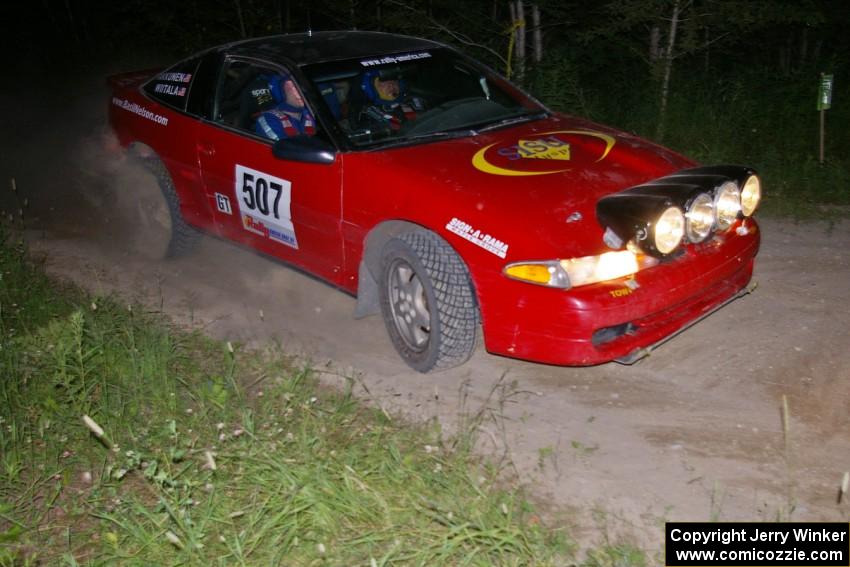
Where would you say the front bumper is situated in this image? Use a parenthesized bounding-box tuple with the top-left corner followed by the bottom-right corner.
(478, 219, 760, 366)
(613, 279, 757, 364)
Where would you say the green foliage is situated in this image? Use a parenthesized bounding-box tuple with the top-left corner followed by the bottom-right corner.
(0, 230, 589, 564)
(582, 542, 648, 567)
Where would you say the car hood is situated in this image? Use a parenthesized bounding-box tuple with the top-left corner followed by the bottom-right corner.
(359, 113, 696, 260)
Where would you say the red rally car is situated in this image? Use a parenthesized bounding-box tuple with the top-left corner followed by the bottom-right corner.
(108, 31, 761, 373)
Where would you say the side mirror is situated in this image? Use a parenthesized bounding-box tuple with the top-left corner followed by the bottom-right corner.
(272, 136, 336, 164)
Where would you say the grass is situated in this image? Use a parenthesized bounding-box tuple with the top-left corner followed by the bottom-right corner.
(0, 227, 647, 565)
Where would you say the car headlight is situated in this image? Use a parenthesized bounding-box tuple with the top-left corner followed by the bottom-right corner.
(652, 206, 685, 254)
(685, 193, 714, 243)
(715, 181, 741, 230)
(740, 174, 761, 217)
(504, 251, 658, 289)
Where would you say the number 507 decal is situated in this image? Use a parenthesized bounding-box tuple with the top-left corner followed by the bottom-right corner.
(235, 164, 298, 249)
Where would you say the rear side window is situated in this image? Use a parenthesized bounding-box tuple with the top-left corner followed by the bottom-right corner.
(144, 58, 201, 112)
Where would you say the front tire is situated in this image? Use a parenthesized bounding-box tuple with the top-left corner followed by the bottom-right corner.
(379, 230, 478, 372)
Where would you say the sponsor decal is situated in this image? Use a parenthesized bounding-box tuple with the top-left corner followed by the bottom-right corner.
(608, 287, 632, 298)
(497, 136, 571, 161)
(154, 83, 187, 97)
(250, 87, 273, 107)
(446, 217, 508, 259)
(242, 214, 267, 236)
(157, 71, 193, 83)
(360, 51, 432, 67)
(472, 130, 616, 176)
(111, 97, 168, 126)
(215, 193, 232, 215)
(235, 164, 298, 249)
(268, 227, 297, 247)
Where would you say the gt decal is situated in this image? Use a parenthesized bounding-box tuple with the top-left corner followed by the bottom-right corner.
(446, 217, 508, 258)
(472, 130, 616, 176)
(215, 193, 232, 215)
(235, 164, 298, 249)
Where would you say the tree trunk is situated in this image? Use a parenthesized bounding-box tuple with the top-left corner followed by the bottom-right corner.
(233, 0, 247, 38)
(42, 0, 63, 37)
(77, 3, 93, 50)
(247, 0, 255, 36)
(532, 4, 542, 64)
(508, 2, 516, 78)
(63, 0, 81, 45)
(649, 24, 661, 62)
(783, 35, 793, 76)
(514, 0, 526, 82)
(656, 0, 680, 140)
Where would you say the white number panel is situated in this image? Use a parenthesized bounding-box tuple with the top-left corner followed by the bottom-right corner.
(234, 164, 298, 249)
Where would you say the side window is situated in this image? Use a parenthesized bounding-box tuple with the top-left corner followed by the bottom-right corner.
(215, 59, 317, 141)
(143, 58, 200, 112)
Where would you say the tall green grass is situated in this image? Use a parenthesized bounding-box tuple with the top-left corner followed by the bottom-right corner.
(0, 229, 603, 565)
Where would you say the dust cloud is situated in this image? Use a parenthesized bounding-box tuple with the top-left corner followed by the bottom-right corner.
(1, 64, 146, 246)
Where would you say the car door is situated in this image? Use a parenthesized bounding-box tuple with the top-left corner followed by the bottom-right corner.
(195, 56, 344, 285)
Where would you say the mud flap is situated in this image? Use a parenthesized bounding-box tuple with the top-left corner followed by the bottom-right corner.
(353, 260, 380, 319)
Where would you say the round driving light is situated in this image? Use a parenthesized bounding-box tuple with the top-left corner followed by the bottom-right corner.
(685, 193, 714, 242)
(740, 175, 761, 217)
(653, 206, 685, 254)
(715, 181, 741, 230)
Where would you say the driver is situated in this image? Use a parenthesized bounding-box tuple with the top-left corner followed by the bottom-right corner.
(255, 73, 316, 140)
(351, 70, 424, 131)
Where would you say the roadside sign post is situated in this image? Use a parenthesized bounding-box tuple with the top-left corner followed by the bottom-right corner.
(817, 73, 833, 164)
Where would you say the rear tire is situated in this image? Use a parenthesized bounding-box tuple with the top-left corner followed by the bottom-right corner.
(138, 157, 200, 258)
(378, 230, 478, 372)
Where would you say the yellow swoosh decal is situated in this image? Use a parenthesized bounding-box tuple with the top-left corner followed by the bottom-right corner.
(472, 143, 567, 176)
(472, 130, 616, 176)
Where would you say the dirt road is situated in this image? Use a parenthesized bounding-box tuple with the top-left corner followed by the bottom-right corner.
(4, 73, 849, 552)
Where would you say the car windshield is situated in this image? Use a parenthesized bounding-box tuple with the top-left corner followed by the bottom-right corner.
(303, 48, 547, 148)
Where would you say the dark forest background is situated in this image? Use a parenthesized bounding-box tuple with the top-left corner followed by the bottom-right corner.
(4, 0, 849, 213)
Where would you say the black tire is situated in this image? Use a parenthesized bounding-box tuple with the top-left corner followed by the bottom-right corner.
(139, 157, 201, 258)
(378, 230, 478, 372)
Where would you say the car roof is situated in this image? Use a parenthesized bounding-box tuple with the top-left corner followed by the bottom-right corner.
(221, 30, 445, 66)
